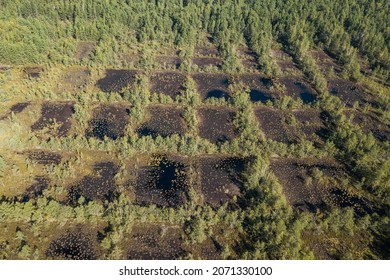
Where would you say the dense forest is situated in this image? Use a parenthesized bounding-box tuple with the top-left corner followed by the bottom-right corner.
(0, 0, 389, 260)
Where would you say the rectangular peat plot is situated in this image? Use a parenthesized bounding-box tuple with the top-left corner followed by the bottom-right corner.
(126, 225, 185, 260)
(149, 71, 186, 99)
(31, 102, 75, 137)
(75, 41, 95, 61)
(86, 104, 131, 140)
(67, 161, 119, 205)
(254, 107, 290, 143)
(311, 49, 342, 75)
(328, 78, 374, 108)
(197, 107, 238, 144)
(270, 158, 372, 214)
(196, 156, 249, 208)
(192, 57, 223, 70)
(292, 109, 330, 143)
(23, 176, 50, 201)
(278, 76, 317, 104)
(96, 69, 140, 93)
(127, 154, 189, 208)
(194, 46, 220, 57)
(235, 74, 279, 103)
(58, 67, 90, 93)
(0, 102, 30, 121)
(26, 150, 62, 165)
(192, 73, 231, 101)
(155, 56, 183, 70)
(345, 110, 390, 142)
(46, 228, 100, 260)
(24, 66, 43, 78)
(237, 48, 260, 71)
(271, 49, 300, 73)
(135, 105, 187, 138)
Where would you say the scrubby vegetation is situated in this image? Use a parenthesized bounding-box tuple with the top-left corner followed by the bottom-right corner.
(0, 0, 389, 260)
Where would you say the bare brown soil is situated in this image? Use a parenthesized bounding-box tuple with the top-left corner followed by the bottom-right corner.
(10, 102, 29, 114)
(97, 69, 140, 92)
(0, 65, 11, 71)
(24, 66, 43, 78)
(61, 68, 90, 92)
(279, 76, 317, 104)
(311, 49, 342, 74)
(292, 109, 329, 143)
(150, 72, 186, 98)
(31, 102, 75, 137)
(123, 53, 140, 66)
(192, 73, 231, 100)
(86, 104, 130, 140)
(131, 155, 189, 207)
(136, 105, 186, 138)
(271, 158, 371, 213)
(328, 78, 373, 107)
(27, 150, 62, 165)
(237, 48, 260, 71)
(68, 162, 118, 204)
(127, 225, 185, 259)
(196, 156, 247, 207)
(236, 74, 278, 103)
(254, 107, 290, 143)
(194, 46, 219, 57)
(46, 229, 98, 260)
(155, 56, 182, 69)
(192, 57, 223, 69)
(237, 48, 257, 60)
(198, 107, 238, 144)
(23, 176, 49, 200)
(272, 49, 300, 72)
(194, 238, 222, 259)
(241, 59, 260, 71)
(345, 110, 390, 141)
(75, 41, 95, 60)
(0, 102, 30, 121)
(271, 158, 340, 210)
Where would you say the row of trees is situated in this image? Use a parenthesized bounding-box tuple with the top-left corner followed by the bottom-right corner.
(0, 0, 388, 79)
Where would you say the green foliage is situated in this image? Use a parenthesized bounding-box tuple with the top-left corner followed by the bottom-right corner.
(242, 156, 314, 259)
(0, 155, 6, 176)
(0, 0, 388, 261)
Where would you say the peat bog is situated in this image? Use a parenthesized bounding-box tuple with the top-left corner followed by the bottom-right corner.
(254, 107, 290, 143)
(46, 229, 98, 260)
(68, 162, 119, 204)
(23, 176, 50, 200)
(149, 72, 186, 99)
(197, 107, 238, 144)
(237, 74, 277, 103)
(27, 150, 62, 165)
(97, 69, 139, 92)
(328, 78, 373, 107)
(270, 158, 372, 214)
(279, 76, 317, 104)
(31, 102, 75, 137)
(136, 105, 186, 138)
(86, 105, 130, 140)
(197, 156, 248, 207)
(127, 225, 185, 259)
(155, 56, 182, 69)
(132, 155, 188, 207)
(24, 66, 43, 78)
(192, 73, 231, 101)
(1, 0, 388, 261)
(75, 41, 95, 61)
(345, 110, 390, 141)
